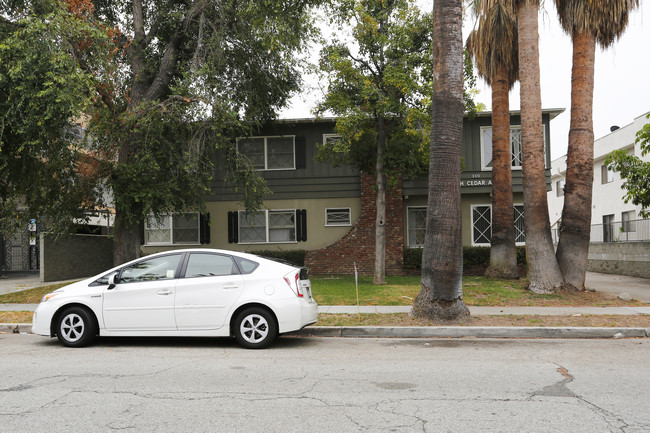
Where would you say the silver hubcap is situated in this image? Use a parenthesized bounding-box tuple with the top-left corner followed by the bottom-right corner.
(61, 313, 84, 342)
(240, 314, 269, 344)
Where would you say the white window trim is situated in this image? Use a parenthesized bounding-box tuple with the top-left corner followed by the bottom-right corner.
(470, 204, 525, 247)
(325, 207, 352, 227)
(236, 135, 296, 171)
(480, 126, 547, 172)
(238, 209, 298, 245)
(144, 212, 200, 246)
(406, 206, 427, 248)
(601, 164, 614, 184)
(322, 133, 341, 145)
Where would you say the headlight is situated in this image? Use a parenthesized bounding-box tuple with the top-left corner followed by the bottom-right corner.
(41, 292, 60, 303)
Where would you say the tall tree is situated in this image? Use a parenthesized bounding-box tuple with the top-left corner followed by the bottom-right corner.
(554, 0, 640, 290)
(411, 0, 469, 321)
(315, 0, 431, 284)
(1, 0, 316, 265)
(467, 0, 519, 279)
(0, 1, 104, 234)
(515, 0, 564, 293)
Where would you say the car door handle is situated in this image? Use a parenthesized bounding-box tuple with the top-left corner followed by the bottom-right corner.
(157, 290, 174, 296)
(222, 284, 239, 290)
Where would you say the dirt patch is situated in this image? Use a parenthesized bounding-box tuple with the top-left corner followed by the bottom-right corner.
(317, 313, 650, 328)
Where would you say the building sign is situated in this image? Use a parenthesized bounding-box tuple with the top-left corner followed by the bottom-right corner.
(460, 179, 492, 187)
(460, 174, 492, 188)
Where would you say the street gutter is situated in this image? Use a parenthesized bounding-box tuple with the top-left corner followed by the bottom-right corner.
(5, 324, 647, 339)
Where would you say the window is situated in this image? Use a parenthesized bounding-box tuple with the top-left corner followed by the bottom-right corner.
(480, 126, 546, 171)
(145, 213, 200, 245)
(120, 254, 183, 283)
(407, 207, 427, 247)
(239, 210, 296, 244)
(471, 205, 526, 246)
(237, 136, 295, 170)
(622, 210, 636, 233)
(185, 253, 237, 278)
(326, 208, 351, 226)
(601, 164, 614, 184)
(322, 134, 341, 146)
(556, 179, 565, 197)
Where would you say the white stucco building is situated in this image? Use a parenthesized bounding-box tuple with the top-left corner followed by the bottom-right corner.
(548, 111, 650, 242)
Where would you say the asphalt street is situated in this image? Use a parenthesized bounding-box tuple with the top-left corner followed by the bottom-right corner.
(1, 334, 649, 432)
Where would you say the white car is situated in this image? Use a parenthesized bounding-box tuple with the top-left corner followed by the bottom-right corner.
(32, 249, 318, 349)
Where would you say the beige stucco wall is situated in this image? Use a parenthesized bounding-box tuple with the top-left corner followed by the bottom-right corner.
(141, 197, 361, 255)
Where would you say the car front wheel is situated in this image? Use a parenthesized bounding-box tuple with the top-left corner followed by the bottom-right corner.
(233, 308, 277, 349)
(56, 307, 97, 347)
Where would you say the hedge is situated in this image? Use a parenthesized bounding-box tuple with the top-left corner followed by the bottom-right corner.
(404, 246, 527, 270)
(252, 250, 307, 266)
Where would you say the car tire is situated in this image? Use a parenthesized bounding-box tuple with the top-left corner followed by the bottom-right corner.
(56, 307, 97, 348)
(233, 308, 277, 349)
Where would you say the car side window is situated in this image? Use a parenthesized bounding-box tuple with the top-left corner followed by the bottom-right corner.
(120, 254, 183, 283)
(90, 270, 119, 286)
(234, 257, 260, 274)
(185, 253, 237, 278)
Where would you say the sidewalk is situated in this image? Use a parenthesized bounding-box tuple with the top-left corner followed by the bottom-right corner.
(2, 272, 649, 339)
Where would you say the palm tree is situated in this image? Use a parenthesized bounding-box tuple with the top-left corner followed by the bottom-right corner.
(554, 0, 640, 290)
(411, 0, 469, 322)
(515, 0, 565, 293)
(467, 0, 519, 279)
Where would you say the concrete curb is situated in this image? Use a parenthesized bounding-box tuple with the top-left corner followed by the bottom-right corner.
(290, 326, 650, 339)
(3, 324, 649, 339)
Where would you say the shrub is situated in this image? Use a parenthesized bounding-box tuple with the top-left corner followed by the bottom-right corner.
(253, 250, 307, 266)
(403, 246, 527, 271)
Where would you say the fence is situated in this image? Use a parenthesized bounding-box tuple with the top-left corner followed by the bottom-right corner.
(552, 218, 650, 244)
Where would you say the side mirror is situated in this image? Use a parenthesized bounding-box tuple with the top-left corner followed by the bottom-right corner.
(107, 274, 120, 290)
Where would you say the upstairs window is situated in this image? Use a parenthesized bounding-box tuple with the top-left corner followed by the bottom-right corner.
(556, 179, 565, 197)
(601, 164, 614, 184)
(480, 126, 546, 171)
(237, 136, 295, 170)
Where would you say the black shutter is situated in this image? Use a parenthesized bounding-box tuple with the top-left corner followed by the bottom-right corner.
(227, 211, 239, 244)
(139, 220, 145, 245)
(297, 209, 307, 242)
(295, 136, 306, 169)
(200, 213, 210, 244)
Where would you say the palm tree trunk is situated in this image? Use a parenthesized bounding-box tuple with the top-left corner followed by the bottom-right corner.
(486, 64, 518, 279)
(556, 30, 595, 290)
(411, 0, 469, 322)
(517, 0, 564, 293)
(374, 117, 386, 285)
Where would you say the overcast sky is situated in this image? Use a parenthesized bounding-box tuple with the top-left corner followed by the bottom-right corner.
(280, 3, 649, 160)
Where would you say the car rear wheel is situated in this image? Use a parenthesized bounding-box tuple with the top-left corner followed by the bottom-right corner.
(233, 308, 277, 349)
(56, 307, 97, 347)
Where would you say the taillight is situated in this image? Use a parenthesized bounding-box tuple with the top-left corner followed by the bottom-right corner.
(284, 271, 303, 297)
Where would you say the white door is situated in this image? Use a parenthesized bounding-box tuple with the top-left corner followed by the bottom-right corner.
(103, 254, 183, 331)
(174, 253, 245, 330)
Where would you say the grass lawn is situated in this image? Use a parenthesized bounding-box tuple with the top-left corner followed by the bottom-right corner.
(0, 275, 640, 325)
(0, 282, 72, 304)
(310, 275, 636, 307)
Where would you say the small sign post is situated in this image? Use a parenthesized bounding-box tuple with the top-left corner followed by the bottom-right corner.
(353, 262, 360, 321)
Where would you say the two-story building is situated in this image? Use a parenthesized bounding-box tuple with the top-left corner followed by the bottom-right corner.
(140, 109, 562, 275)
